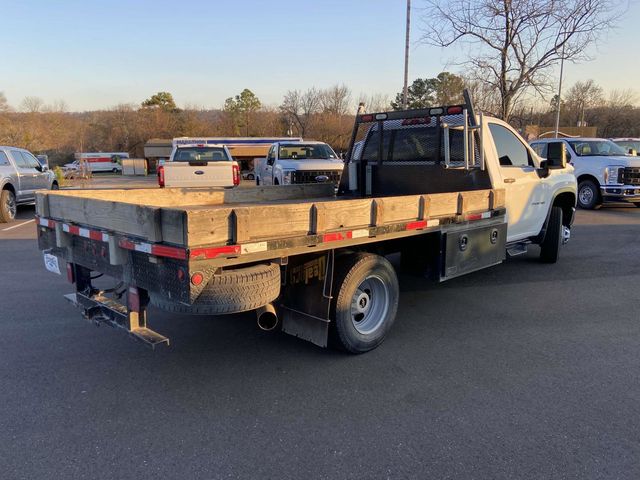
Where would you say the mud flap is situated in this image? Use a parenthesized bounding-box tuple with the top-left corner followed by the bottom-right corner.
(279, 251, 334, 347)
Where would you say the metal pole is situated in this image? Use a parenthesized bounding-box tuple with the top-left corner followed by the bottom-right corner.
(402, 0, 411, 109)
(554, 43, 565, 138)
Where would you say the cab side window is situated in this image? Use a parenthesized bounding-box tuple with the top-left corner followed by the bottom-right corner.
(489, 124, 532, 167)
(22, 151, 41, 168)
(267, 146, 275, 164)
(11, 151, 30, 168)
(0, 151, 10, 166)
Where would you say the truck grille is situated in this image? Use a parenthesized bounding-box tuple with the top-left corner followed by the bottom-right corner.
(621, 167, 640, 185)
(291, 170, 341, 185)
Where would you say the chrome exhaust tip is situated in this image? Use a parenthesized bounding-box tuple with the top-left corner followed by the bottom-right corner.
(256, 303, 278, 331)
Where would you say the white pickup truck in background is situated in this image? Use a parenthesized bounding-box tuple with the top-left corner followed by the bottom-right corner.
(255, 141, 343, 187)
(158, 142, 240, 188)
(530, 137, 640, 209)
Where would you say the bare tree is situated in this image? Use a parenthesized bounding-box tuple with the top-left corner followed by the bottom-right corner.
(280, 88, 321, 137)
(320, 84, 352, 116)
(421, 0, 622, 121)
(565, 79, 604, 125)
(0, 92, 10, 112)
(607, 88, 638, 108)
(21, 96, 44, 113)
(357, 93, 391, 113)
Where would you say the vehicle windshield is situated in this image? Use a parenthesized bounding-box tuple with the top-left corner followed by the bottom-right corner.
(567, 140, 627, 157)
(278, 143, 337, 160)
(173, 147, 229, 162)
(613, 140, 640, 154)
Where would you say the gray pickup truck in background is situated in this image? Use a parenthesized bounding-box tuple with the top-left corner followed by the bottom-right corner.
(0, 146, 58, 222)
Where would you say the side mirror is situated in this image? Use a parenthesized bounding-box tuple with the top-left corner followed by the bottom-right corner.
(546, 142, 567, 169)
(267, 158, 274, 166)
(34, 164, 43, 172)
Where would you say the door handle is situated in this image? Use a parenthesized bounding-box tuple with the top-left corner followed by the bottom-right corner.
(504, 178, 516, 183)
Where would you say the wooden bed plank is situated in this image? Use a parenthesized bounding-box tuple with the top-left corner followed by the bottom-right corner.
(38, 187, 504, 248)
(47, 195, 163, 242)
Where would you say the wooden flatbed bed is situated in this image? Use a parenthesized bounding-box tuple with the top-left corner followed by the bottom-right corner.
(36, 184, 505, 257)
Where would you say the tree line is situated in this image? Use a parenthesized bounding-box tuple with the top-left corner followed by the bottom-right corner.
(0, 75, 638, 167)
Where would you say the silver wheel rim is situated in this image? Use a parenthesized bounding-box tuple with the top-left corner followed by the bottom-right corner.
(5, 192, 16, 218)
(579, 186, 593, 205)
(350, 275, 389, 335)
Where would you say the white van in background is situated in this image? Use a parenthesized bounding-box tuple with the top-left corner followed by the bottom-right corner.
(64, 152, 128, 173)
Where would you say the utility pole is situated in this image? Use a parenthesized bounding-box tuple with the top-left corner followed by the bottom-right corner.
(402, 0, 411, 109)
(554, 43, 565, 138)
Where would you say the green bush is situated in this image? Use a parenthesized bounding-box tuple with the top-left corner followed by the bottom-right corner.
(53, 166, 66, 186)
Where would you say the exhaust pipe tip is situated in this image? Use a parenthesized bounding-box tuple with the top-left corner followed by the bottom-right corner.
(256, 303, 278, 331)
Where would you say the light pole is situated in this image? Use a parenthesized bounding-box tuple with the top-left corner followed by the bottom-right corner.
(553, 43, 565, 138)
(402, 0, 411, 109)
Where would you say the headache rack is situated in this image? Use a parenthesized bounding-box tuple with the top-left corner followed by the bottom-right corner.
(340, 89, 487, 198)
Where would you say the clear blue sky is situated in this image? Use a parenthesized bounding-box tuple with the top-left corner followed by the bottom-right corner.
(1, 0, 638, 111)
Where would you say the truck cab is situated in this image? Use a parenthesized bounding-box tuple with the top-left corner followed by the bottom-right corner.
(341, 104, 576, 248)
(530, 137, 640, 209)
(256, 141, 343, 187)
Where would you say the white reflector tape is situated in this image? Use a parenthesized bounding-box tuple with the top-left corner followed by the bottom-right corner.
(481, 211, 491, 219)
(39, 218, 50, 227)
(79, 228, 90, 238)
(426, 219, 440, 227)
(241, 241, 267, 254)
(350, 229, 369, 239)
(62, 224, 70, 233)
(102, 233, 110, 242)
(134, 243, 153, 254)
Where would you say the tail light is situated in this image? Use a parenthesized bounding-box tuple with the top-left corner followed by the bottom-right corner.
(158, 166, 165, 187)
(66, 263, 75, 283)
(232, 163, 240, 186)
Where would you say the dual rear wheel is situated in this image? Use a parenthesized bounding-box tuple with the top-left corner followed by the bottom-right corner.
(330, 253, 399, 353)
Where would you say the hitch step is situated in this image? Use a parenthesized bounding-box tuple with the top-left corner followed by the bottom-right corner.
(64, 292, 170, 349)
(506, 243, 528, 257)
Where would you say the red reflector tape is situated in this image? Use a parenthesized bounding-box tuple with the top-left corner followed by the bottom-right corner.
(322, 232, 345, 242)
(118, 238, 135, 250)
(39, 217, 55, 228)
(151, 245, 188, 260)
(190, 245, 241, 260)
(466, 211, 492, 221)
(406, 220, 428, 230)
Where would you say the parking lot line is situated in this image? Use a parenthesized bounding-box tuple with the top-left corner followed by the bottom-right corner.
(1, 219, 34, 232)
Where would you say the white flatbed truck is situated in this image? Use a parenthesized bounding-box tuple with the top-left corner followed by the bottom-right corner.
(35, 93, 576, 353)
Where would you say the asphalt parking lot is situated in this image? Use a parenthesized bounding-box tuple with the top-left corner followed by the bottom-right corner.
(1, 200, 640, 479)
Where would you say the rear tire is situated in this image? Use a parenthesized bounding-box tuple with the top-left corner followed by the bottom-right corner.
(330, 253, 399, 353)
(51, 182, 59, 190)
(0, 189, 16, 223)
(150, 262, 281, 315)
(577, 179, 601, 209)
(540, 206, 563, 263)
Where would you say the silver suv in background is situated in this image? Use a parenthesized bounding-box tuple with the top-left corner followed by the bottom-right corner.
(0, 146, 58, 222)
